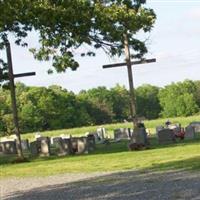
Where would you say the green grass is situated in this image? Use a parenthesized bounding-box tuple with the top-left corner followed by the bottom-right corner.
(0, 115, 200, 179)
(1, 136, 200, 178)
(19, 114, 200, 140)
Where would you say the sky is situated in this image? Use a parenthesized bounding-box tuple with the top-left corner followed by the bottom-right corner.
(3, 0, 200, 93)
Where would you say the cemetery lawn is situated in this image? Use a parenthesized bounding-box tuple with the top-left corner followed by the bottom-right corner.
(1, 137, 200, 179)
(20, 115, 200, 141)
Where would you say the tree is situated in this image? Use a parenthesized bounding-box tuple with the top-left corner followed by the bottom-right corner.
(109, 85, 130, 121)
(158, 80, 199, 117)
(78, 87, 114, 124)
(0, 0, 156, 75)
(136, 84, 161, 119)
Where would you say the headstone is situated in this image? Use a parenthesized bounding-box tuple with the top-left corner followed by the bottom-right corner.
(0, 144, 3, 154)
(62, 138, 73, 154)
(156, 126, 164, 135)
(30, 137, 51, 157)
(88, 132, 100, 143)
(114, 128, 130, 141)
(97, 127, 106, 140)
(21, 139, 29, 151)
(185, 125, 195, 139)
(71, 137, 78, 154)
(131, 128, 148, 145)
(53, 137, 68, 156)
(0, 141, 17, 154)
(30, 141, 39, 156)
(157, 129, 175, 144)
(77, 137, 88, 154)
(189, 122, 200, 133)
(128, 128, 133, 138)
(87, 134, 95, 151)
(37, 137, 51, 156)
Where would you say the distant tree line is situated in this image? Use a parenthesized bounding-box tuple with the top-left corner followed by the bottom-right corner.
(0, 80, 200, 136)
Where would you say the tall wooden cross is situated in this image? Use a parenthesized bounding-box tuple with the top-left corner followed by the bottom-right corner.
(103, 35, 156, 127)
(5, 41, 36, 158)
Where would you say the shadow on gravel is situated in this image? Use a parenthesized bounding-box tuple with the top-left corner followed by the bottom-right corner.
(4, 169, 200, 200)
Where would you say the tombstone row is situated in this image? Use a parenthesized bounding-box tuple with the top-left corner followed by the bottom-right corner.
(0, 135, 96, 157)
(156, 122, 200, 144)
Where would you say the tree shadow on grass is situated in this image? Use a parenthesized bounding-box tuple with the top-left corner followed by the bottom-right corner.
(148, 155, 200, 172)
(3, 165, 200, 200)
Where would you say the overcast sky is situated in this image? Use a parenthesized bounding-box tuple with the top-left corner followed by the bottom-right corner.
(3, 0, 200, 93)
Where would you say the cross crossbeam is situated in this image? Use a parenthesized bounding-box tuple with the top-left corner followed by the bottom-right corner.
(14, 72, 36, 78)
(103, 58, 156, 69)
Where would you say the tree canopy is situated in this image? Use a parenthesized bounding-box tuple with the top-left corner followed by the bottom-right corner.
(1, 80, 199, 136)
(0, 0, 156, 81)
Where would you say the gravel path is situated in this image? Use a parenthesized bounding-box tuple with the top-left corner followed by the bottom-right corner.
(1, 170, 200, 200)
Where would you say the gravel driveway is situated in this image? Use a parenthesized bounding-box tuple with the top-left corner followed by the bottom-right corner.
(1, 170, 200, 200)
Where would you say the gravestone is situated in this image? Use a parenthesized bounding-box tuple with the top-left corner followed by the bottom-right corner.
(71, 137, 78, 154)
(185, 125, 195, 139)
(62, 138, 73, 154)
(156, 126, 164, 135)
(128, 128, 148, 150)
(70, 137, 90, 154)
(87, 134, 95, 151)
(189, 122, 200, 133)
(128, 128, 133, 138)
(0, 141, 17, 154)
(37, 137, 51, 156)
(53, 137, 68, 156)
(21, 139, 29, 151)
(30, 141, 39, 156)
(0, 144, 3, 154)
(97, 127, 106, 140)
(131, 128, 148, 145)
(157, 129, 175, 144)
(30, 137, 51, 156)
(88, 132, 100, 143)
(77, 137, 88, 154)
(114, 128, 130, 141)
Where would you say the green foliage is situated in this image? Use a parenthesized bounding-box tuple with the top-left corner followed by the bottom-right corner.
(136, 84, 161, 119)
(1, 80, 200, 136)
(0, 0, 156, 76)
(158, 80, 199, 117)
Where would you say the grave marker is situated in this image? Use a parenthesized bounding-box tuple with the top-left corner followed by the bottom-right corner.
(21, 139, 30, 151)
(185, 126, 195, 139)
(0, 141, 17, 154)
(189, 122, 200, 133)
(53, 137, 68, 156)
(157, 129, 176, 144)
(131, 128, 148, 145)
(114, 128, 130, 141)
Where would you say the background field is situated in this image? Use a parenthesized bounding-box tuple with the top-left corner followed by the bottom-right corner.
(20, 114, 200, 141)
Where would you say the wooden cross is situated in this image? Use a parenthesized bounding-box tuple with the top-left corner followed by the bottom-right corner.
(103, 35, 156, 127)
(5, 41, 36, 158)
